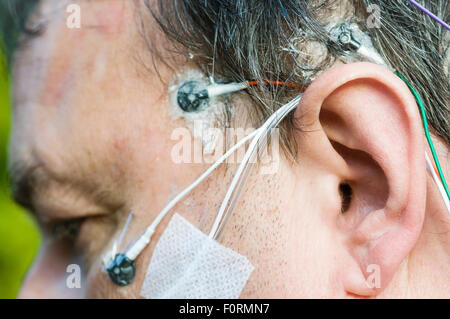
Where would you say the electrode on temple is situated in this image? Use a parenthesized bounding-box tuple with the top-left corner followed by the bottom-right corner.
(177, 81, 209, 112)
(176, 80, 248, 112)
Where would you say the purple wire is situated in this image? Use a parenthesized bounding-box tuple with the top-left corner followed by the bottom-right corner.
(408, 0, 450, 31)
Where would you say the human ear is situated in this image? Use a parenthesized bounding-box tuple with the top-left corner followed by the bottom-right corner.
(294, 62, 426, 296)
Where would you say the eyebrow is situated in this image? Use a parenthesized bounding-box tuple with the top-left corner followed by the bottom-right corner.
(8, 158, 122, 221)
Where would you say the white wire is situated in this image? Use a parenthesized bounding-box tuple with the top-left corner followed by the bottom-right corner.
(151, 128, 261, 228)
(425, 152, 450, 214)
(207, 128, 264, 239)
(207, 82, 249, 98)
(208, 95, 302, 238)
(103, 212, 134, 266)
(118, 213, 134, 246)
(212, 113, 288, 240)
(123, 126, 262, 260)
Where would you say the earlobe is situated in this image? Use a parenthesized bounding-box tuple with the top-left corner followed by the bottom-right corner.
(296, 62, 427, 297)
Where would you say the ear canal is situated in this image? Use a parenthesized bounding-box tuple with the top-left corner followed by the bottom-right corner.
(328, 140, 389, 223)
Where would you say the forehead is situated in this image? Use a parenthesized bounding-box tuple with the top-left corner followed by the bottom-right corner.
(9, 0, 174, 200)
(32, 0, 127, 24)
(11, 0, 155, 102)
(23, 0, 130, 51)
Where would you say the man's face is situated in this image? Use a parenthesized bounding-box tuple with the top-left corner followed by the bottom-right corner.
(11, 0, 341, 298)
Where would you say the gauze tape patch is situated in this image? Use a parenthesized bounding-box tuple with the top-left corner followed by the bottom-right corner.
(140, 213, 254, 299)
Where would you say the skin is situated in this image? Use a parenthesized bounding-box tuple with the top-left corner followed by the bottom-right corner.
(10, 1, 449, 298)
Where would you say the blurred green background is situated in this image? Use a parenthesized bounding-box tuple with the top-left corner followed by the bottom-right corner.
(0, 52, 40, 299)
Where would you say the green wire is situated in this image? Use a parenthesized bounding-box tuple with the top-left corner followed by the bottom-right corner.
(395, 71, 450, 200)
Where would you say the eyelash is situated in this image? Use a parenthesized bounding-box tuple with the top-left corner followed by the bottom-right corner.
(51, 219, 84, 242)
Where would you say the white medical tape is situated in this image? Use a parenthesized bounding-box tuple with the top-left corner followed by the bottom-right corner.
(140, 213, 254, 299)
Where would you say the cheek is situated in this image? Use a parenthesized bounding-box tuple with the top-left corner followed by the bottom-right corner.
(214, 173, 292, 298)
(216, 166, 338, 298)
(19, 239, 87, 299)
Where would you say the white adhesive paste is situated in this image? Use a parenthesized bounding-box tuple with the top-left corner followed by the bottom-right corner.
(168, 69, 231, 155)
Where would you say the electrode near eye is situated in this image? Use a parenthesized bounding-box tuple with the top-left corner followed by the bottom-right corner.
(106, 253, 136, 286)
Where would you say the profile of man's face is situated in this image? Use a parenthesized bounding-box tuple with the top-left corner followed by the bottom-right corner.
(10, 0, 311, 298)
(7, 0, 450, 299)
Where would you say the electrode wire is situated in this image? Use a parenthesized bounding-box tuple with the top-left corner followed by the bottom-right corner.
(214, 95, 303, 238)
(209, 95, 302, 239)
(425, 152, 450, 213)
(123, 127, 262, 260)
(247, 80, 305, 89)
(407, 0, 450, 30)
(213, 122, 281, 240)
(396, 72, 449, 201)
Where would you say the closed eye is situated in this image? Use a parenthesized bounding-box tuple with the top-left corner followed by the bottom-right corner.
(51, 218, 85, 242)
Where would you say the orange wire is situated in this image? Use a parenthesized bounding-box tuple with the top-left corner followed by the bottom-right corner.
(432, 161, 440, 178)
(247, 80, 305, 90)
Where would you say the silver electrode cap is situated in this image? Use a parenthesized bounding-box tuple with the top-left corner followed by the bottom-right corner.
(106, 253, 136, 286)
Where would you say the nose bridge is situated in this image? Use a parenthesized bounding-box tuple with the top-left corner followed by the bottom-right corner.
(19, 240, 86, 299)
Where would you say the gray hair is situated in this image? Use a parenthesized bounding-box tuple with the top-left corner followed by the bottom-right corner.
(1, 0, 448, 155)
(143, 0, 449, 157)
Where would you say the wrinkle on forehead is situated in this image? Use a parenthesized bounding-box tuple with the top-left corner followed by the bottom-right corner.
(38, 0, 127, 34)
(30, 0, 130, 108)
(80, 0, 126, 35)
